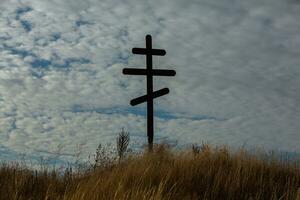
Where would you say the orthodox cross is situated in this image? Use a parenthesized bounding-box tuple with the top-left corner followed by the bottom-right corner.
(123, 35, 176, 151)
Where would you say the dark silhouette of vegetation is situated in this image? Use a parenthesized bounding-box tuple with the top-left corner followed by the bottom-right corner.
(116, 128, 130, 163)
(93, 142, 115, 170)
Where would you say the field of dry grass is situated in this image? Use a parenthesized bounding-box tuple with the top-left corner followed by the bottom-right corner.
(0, 142, 300, 200)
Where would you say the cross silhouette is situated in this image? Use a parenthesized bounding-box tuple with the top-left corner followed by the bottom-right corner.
(123, 35, 176, 151)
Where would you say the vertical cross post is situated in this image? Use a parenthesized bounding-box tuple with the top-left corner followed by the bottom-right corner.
(123, 35, 176, 152)
(146, 35, 154, 151)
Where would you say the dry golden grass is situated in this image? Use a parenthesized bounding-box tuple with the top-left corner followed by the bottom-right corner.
(0, 144, 299, 200)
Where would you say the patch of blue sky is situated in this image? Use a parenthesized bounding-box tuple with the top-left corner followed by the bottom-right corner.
(275, 151, 300, 163)
(0, 145, 70, 169)
(10, 47, 32, 58)
(29, 57, 90, 70)
(2, 112, 15, 118)
(20, 20, 32, 32)
(75, 19, 94, 27)
(244, 147, 300, 164)
(15, 7, 33, 32)
(0, 33, 11, 40)
(0, 45, 91, 71)
(119, 51, 130, 60)
(0, 145, 22, 161)
(2, 47, 45, 76)
(69, 105, 143, 117)
(106, 52, 130, 67)
(11, 49, 29, 57)
(121, 107, 176, 120)
(66, 58, 90, 65)
(69, 104, 139, 116)
(50, 33, 61, 42)
(7, 119, 17, 133)
(52, 58, 91, 71)
(117, 52, 130, 64)
(68, 104, 222, 121)
(30, 59, 51, 68)
(33, 148, 76, 158)
(15, 7, 32, 19)
(30, 70, 45, 78)
(32, 155, 68, 167)
(117, 28, 128, 43)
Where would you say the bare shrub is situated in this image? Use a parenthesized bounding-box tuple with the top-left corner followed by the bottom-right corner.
(93, 142, 116, 170)
(191, 143, 201, 155)
(191, 142, 210, 155)
(116, 128, 130, 162)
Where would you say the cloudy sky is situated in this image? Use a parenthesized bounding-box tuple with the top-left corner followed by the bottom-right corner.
(0, 0, 299, 164)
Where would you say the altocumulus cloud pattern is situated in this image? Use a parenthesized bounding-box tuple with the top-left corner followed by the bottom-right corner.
(0, 0, 300, 164)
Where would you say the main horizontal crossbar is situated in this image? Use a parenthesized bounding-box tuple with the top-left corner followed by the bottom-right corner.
(132, 48, 166, 56)
(123, 68, 176, 76)
(130, 88, 170, 106)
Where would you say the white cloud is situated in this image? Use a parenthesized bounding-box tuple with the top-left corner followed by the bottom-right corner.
(0, 0, 299, 163)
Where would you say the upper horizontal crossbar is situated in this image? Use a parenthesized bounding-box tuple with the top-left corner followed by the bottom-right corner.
(132, 48, 166, 56)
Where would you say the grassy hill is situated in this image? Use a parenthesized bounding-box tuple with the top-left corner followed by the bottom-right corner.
(0, 140, 299, 200)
